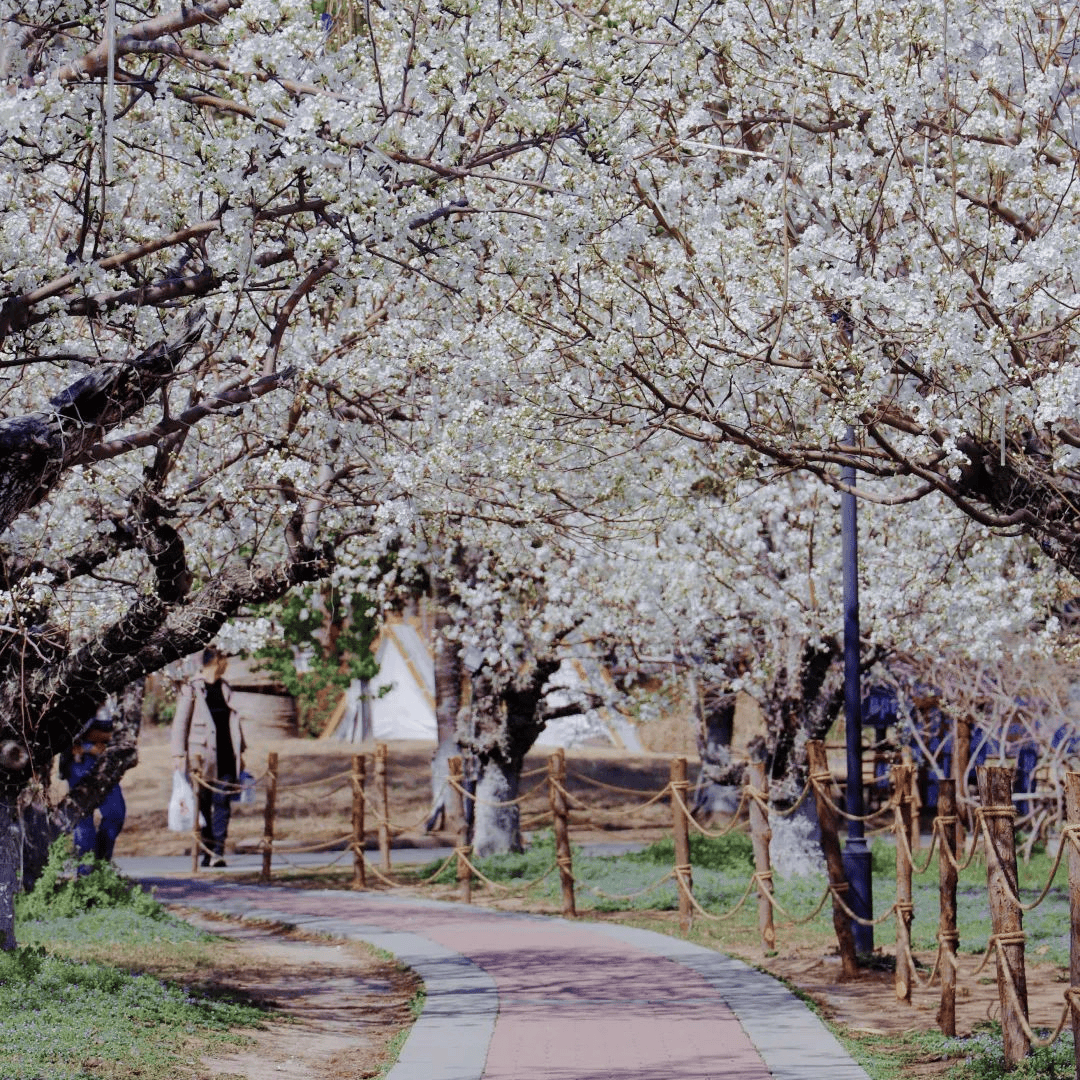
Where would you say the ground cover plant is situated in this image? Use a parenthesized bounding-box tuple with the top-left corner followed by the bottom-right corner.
(2, 839, 266, 1080)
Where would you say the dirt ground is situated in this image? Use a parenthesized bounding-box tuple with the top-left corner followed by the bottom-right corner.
(162, 910, 419, 1080)
(107, 726, 1073, 1079)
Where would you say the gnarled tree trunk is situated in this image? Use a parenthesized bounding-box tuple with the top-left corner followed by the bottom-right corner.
(463, 658, 560, 857)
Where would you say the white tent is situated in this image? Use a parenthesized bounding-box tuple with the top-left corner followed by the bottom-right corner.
(324, 617, 640, 749)
(325, 619, 436, 742)
(537, 656, 643, 751)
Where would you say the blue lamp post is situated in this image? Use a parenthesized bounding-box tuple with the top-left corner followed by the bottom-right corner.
(840, 426, 873, 953)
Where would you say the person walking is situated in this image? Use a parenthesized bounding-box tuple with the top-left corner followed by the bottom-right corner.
(60, 706, 126, 862)
(171, 648, 246, 867)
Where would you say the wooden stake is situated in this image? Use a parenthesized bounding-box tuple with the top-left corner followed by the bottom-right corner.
(937, 778, 959, 1037)
(260, 752, 278, 885)
(892, 764, 915, 1003)
(901, 747, 922, 853)
(351, 754, 366, 890)
(954, 716, 972, 847)
(449, 756, 471, 903)
(671, 757, 693, 932)
(976, 765, 1029, 1066)
(376, 742, 391, 871)
(747, 762, 775, 952)
(448, 755, 467, 831)
(548, 749, 576, 917)
(806, 740, 859, 980)
(1062, 772, 1080, 1080)
(456, 843, 473, 904)
(191, 768, 202, 875)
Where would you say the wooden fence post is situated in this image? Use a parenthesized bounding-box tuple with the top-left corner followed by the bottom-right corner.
(954, 716, 972, 846)
(376, 742, 391, 871)
(747, 762, 775, 952)
(260, 752, 278, 885)
(671, 757, 693, 932)
(806, 740, 859, 979)
(191, 769, 203, 874)
(456, 843, 473, 904)
(548, 748, 576, 917)
(351, 754, 366, 890)
(976, 765, 1030, 1066)
(937, 778, 959, 1037)
(901, 747, 922, 853)
(892, 763, 915, 1003)
(449, 756, 471, 903)
(1062, 772, 1080, 1080)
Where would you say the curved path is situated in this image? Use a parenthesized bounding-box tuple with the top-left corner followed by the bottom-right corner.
(141, 879, 869, 1080)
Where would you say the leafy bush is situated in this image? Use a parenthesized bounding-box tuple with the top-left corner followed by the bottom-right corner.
(16, 836, 162, 922)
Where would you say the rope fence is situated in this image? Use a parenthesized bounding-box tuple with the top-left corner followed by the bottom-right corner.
(187, 738, 1080, 1073)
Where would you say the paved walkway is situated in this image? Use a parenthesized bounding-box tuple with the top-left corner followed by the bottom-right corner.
(140, 878, 869, 1080)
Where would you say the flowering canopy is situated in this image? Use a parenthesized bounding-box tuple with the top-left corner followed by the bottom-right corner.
(0, 0, 1071, 869)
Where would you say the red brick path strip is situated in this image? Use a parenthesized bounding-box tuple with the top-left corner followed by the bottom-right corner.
(142, 880, 860, 1080)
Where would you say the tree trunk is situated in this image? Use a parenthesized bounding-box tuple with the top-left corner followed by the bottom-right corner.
(461, 656, 559, 856)
(692, 682, 741, 818)
(764, 644, 842, 805)
(0, 801, 18, 949)
(427, 577, 464, 834)
(471, 751, 523, 857)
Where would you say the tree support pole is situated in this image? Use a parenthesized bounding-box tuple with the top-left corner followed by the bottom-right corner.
(937, 778, 959, 1037)
(747, 762, 775, 952)
(671, 757, 692, 932)
(808, 740, 859, 979)
(190, 768, 202, 875)
(376, 742, 391, 872)
(976, 765, 1029, 1066)
(548, 749, 576, 917)
(351, 753, 366, 890)
(954, 716, 972, 847)
(1062, 772, 1080, 1080)
(260, 752, 278, 885)
(892, 764, 915, 1003)
(449, 756, 471, 903)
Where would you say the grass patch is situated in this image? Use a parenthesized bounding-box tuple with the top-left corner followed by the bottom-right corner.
(1, 838, 267, 1080)
(0, 945, 265, 1080)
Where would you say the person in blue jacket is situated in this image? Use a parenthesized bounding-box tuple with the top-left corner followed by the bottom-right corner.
(59, 708, 126, 862)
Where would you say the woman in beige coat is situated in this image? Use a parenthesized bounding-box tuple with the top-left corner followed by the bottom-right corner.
(171, 650, 246, 866)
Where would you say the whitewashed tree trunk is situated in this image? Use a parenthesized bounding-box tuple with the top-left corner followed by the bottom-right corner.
(427, 574, 464, 833)
(471, 754, 522, 856)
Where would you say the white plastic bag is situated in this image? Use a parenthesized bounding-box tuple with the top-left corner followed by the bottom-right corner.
(168, 769, 197, 832)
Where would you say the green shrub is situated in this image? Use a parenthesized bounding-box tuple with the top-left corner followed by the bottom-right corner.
(16, 836, 162, 922)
